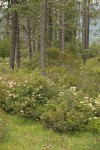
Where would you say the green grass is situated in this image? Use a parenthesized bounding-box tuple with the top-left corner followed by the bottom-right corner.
(0, 115, 100, 150)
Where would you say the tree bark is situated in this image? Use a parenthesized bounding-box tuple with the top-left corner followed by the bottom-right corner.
(59, 0, 65, 52)
(10, 11, 17, 70)
(16, 13, 20, 68)
(82, 0, 89, 50)
(27, 17, 32, 60)
(9, 0, 20, 70)
(40, 0, 47, 76)
(47, 6, 52, 47)
(82, 0, 90, 64)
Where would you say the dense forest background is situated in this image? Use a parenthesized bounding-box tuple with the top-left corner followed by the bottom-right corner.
(0, 0, 100, 140)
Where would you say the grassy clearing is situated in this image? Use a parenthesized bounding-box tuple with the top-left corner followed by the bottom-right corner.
(0, 115, 100, 150)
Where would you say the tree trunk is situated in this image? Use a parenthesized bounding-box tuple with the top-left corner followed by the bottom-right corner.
(16, 13, 20, 68)
(10, 0, 20, 70)
(10, 11, 17, 70)
(40, 0, 47, 76)
(82, 0, 89, 50)
(27, 17, 32, 60)
(82, 0, 90, 64)
(47, 6, 52, 47)
(5, 0, 11, 37)
(59, 0, 65, 52)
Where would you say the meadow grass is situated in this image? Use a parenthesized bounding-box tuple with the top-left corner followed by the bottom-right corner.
(0, 115, 100, 150)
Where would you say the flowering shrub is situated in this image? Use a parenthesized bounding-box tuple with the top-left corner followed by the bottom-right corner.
(0, 71, 58, 119)
(41, 89, 100, 133)
(0, 67, 100, 133)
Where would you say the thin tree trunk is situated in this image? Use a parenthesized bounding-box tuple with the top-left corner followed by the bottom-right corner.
(82, 0, 90, 64)
(82, 0, 89, 49)
(10, 10, 17, 70)
(27, 17, 32, 60)
(6, 0, 11, 37)
(61, 10, 65, 51)
(59, 0, 65, 52)
(47, 6, 52, 47)
(40, 0, 47, 76)
(10, 0, 20, 70)
(77, 0, 81, 42)
(32, 28, 35, 54)
(87, 0, 90, 47)
(16, 13, 20, 68)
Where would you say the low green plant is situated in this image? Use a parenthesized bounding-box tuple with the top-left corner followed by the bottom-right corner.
(0, 38, 10, 58)
(0, 109, 8, 142)
(78, 57, 100, 97)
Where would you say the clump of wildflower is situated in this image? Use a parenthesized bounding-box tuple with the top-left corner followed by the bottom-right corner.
(70, 86, 76, 92)
(80, 101, 84, 104)
(95, 100, 100, 105)
(20, 110, 24, 113)
(8, 93, 16, 98)
(91, 106, 96, 111)
(58, 92, 64, 96)
(94, 116, 98, 119)
(84, 96, 89, 100)
(8, 81, 15, 88)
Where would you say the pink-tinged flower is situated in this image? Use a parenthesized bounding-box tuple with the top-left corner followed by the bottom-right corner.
(8, 93, 16, 97)
(0, 76, 2, 80)
(9, 81, 14, 88)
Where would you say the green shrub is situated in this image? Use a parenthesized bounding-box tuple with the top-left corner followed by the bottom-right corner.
(21, 53, 40, 70)
(41, 89, 100, 133)
(0, 38, 10, 58)
(0, 70, 58, 119)
(78, 58, 100, 97)
(0, 64, 100, 134)
(88, 118, 100, 133)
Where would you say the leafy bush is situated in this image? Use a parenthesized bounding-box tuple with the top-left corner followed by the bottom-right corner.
(0, 38, 10, 58)
(89, 119, 100, 134)
(41, 89, 100, 133)
(0, 70, 58, 119)
(78, 58, 100, 97)
(0, 59, 100, 133)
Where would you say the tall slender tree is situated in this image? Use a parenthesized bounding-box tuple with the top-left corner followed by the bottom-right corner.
(9, 0, 20, 70)
(27, 17, 32, 60)
(82, 0, 90, 50)
(82, 0, 90, 64)
(40, 0, 47, 76)
(59, 0, 65, 52)
(16, 12, 20, 68)
(47, 4, 52, 48)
